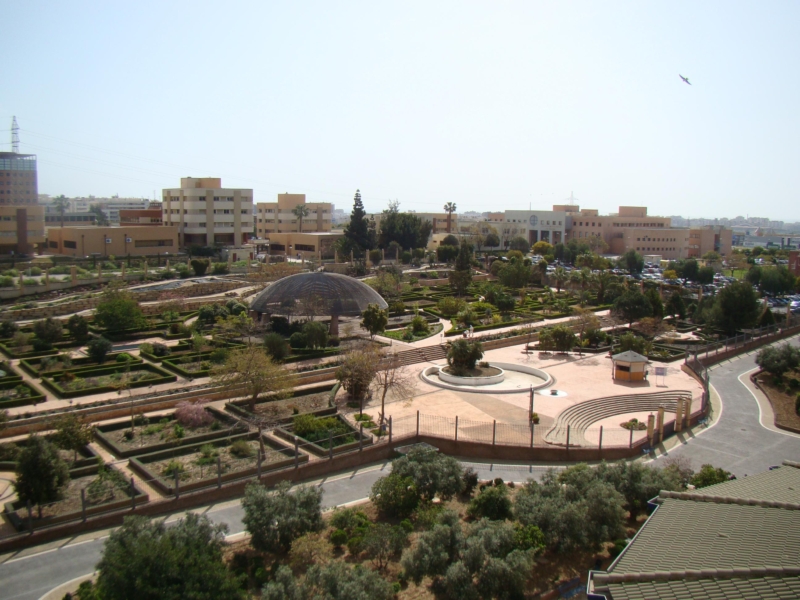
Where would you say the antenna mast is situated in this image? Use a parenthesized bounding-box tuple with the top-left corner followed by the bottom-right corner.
(11, 117, 19, 153)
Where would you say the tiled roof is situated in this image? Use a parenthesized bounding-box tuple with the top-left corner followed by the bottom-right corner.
(605, 574, 800, 600)
(611, 350, 649, 362)
(611, 500, 800, 574)
(688, 462, 800, 505)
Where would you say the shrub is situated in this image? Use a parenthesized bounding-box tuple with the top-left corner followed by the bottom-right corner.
(263, 332, 289, 361)
(0, 276, 14, 288)
(328, 336, 340, 347)
(370, 473, 420, 518)
(289, 332, 308, 349)
(151, 342, 170, 357)
(87, 337, 113, 364)
(67, 314, 90, 343)
(330, 529, 348, 548)
(302, 321, 329, 349)
(33, 317, 64, 349)
(462, 467, 479, 496)
(190, 259, 210, 276)
(139, 342, 154, 355)
(230, 439, 253, 458)
(172, 424, 185, 439)
(0, 320, 18, 338)
(211, 262, 229, 275)
(437, 296, 466, 317)
(467, 483, 512, 520)
(410, 315, 430, 334)
(115, 352, 133, 363)
(162, 460, 185, 477)
(174, 400, 214, 428)
(209, 348, 229, 364)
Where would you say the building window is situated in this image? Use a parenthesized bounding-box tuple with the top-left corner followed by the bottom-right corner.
(134, 239, 174, 247)
(64, 240, 77, 249)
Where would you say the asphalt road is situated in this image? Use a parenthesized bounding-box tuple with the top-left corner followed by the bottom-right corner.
(3, 339, 799, 600)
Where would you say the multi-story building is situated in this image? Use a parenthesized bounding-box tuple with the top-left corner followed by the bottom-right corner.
(412, 212, 457, 235)
(162, 177, 253, 248)
(46, 225, 179, 257)
(255, 193, 331, 238)
(44, 205, 96, 226)
(501, 210, 566, 246)
(687, 225, 733, 258)
(0, 152, 44, 254)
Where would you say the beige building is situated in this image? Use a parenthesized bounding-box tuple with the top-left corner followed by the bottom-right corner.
(255, 194, 331, 238)
(412, 212, 457, 234)
(687, 225, 732, 258)
(46, 225, 179, 257)
(119, 209, 163, 226)
(0, 152, 38, 206)
(0, 205, 45, 255)
(263, 231, 343, 261)
(162, 178, 253, 248)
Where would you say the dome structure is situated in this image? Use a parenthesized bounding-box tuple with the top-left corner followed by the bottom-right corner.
(249, 272, 388, 335)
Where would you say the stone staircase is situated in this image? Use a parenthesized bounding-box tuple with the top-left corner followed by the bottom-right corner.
(390, 345, 448, 367)
(544, 389, 692, 446)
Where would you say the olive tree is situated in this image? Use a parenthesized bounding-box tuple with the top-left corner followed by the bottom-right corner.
(14, 435, 70, 518)
(242, 481, 323, 553)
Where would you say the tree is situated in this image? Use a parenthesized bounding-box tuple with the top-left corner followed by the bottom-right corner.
(87, 336, 113, 364)
(665, 291, 686, 319)
(94, 514, 242, 600)
(484, 232, 500, 248)
(613, 289, 653, 326)
(549, 324, 577, 353)
(342, 190, 373, 254)
(467, 483, 513, 521)
(759, 267, 797, 295)
(449, 242, 473, 296)
(263, 332, 289, 362)
(532, 241, 553, 256)
(587, 235, 609, 254)
(441, 234, 460, 247)
(53, 414, 94, 463)
(14, 435, 69, 518)
(211, 347, 296, 412)
(302, 320, 329, 349)
(67, 314, 90, 343)
(710, 280, 760, 335)
(756, 343, 800, 378)
(617, 331, 651, 355)
(443, 202, 457, 233)
(51, 195, 70, 228)
(391, 446, 464, 501)
(644, 287, 664, 319)
(508, 236, 530, 253)
(446, 339, 484, 376)
(697, 266, 715, 285)
(242, 481, 323, 553)
(550, 266, 568, 292)
(690, 464, 732, 489)
(702, 250, 722, 264)
(758, 307, 776, 327)
(363, 523, 407, 570)
(437, 244, 459, 263)
(370, 473, 419, 518)
(595, 271, 622, 305)
(498, 258, 530, 289)
(360, 304, 388, 340)
(94, 283, 147, 332)
(680, 258, 700, 282)
(89, 204, 110, 226)
(336, 344, 381, 413)
(378, 203, 431, 250)
(291, 203, 310, 233)
(372, 352, 415, 425)
(32, 317, 63, 349)
(619, 249, 644, 275)
(264, 561, 395, 600)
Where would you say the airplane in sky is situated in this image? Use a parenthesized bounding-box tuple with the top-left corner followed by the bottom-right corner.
(679, 74, 691, 85)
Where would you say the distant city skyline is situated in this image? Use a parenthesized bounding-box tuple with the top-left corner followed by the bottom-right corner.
(4, 1, 799, 221)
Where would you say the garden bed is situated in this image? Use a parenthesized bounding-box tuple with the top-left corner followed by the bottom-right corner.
(0, 380, 46, 409)
(3, 464, 148, 532)
(382, 323, 444, 342)
(41, 363, 177, 399)
(0, 438, 100, 473)
(95, 406, 247, 458)
(753, 370, 800, 434)
(273, 413, 373, 456)
(224, 385, 336, 422)
(19, 353, 143, 378)
(128, 432, 304, 495)
(0, 361, 23, 383)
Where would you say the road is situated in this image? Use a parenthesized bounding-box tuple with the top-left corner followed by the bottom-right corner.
(2, 338, 799, 599)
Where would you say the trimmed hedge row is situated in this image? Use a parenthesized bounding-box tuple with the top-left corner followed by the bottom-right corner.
(0, 381, 46, 409)
(19, 353, 143, 378)
(0, 362, 23, 384)
(40, 363, 177, 399)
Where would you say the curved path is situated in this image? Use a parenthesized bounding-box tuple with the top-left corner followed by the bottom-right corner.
(653, 334, 800, 477)
(2, 337, 799, 598)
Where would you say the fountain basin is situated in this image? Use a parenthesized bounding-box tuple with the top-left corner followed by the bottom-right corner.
(437, 366, 505, 387)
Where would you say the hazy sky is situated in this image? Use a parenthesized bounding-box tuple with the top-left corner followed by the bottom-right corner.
(3, 1, 799, 221)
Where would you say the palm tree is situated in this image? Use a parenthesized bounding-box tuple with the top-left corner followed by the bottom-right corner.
(51, 195, 69, 228)
(443, 202, 457, 233)
(291, 204, 310, 233)
(551, 266, 568, 293)
(595, 271, 621, 304)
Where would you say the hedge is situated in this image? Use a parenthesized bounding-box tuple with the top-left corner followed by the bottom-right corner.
(41, 363, 177, 399)
(0, 380, 47, 409)
(19, 353, 143, 378)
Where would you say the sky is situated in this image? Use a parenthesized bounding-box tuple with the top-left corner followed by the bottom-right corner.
(3, 1, 800, 221)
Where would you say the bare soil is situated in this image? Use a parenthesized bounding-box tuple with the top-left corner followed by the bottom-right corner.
(20, 472, 130, 521)
(755, 371, 800, 433)
(441, 365, 503, 378)
(104, 415, 228, 452)
(251, 392, 331, 420)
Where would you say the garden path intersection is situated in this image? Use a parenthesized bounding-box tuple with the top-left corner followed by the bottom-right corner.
(1, 337, 798, 598)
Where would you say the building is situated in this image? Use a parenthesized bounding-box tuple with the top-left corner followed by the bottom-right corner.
(587, 460, 800, 600)
(262, 231, 344, 261)
(119, 209, 163, 226)
(789, 251, 799, 277)
(412, 212, 457, 235)
(0, 152, 38, 206)
(0, 205, 45, 255)
(44, 204, 96, 226)
(502, 210, 566, 246)
(46, 225, 179, 257)
(162, 178, 253, 248)
(687, 225, 733, 258)
(255, 193, 332, 238)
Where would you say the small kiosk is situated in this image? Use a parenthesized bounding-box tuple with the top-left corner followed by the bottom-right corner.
(612, 350, 649, 382)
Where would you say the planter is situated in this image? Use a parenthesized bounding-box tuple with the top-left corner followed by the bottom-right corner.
(437, 366, 505, 387)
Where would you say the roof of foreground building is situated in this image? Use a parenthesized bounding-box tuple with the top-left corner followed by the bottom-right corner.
(249, 272, 388, 316)
(589, 460, 800, 600)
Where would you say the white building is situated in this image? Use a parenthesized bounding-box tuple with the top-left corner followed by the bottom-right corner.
(496, 210, 567, 247)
